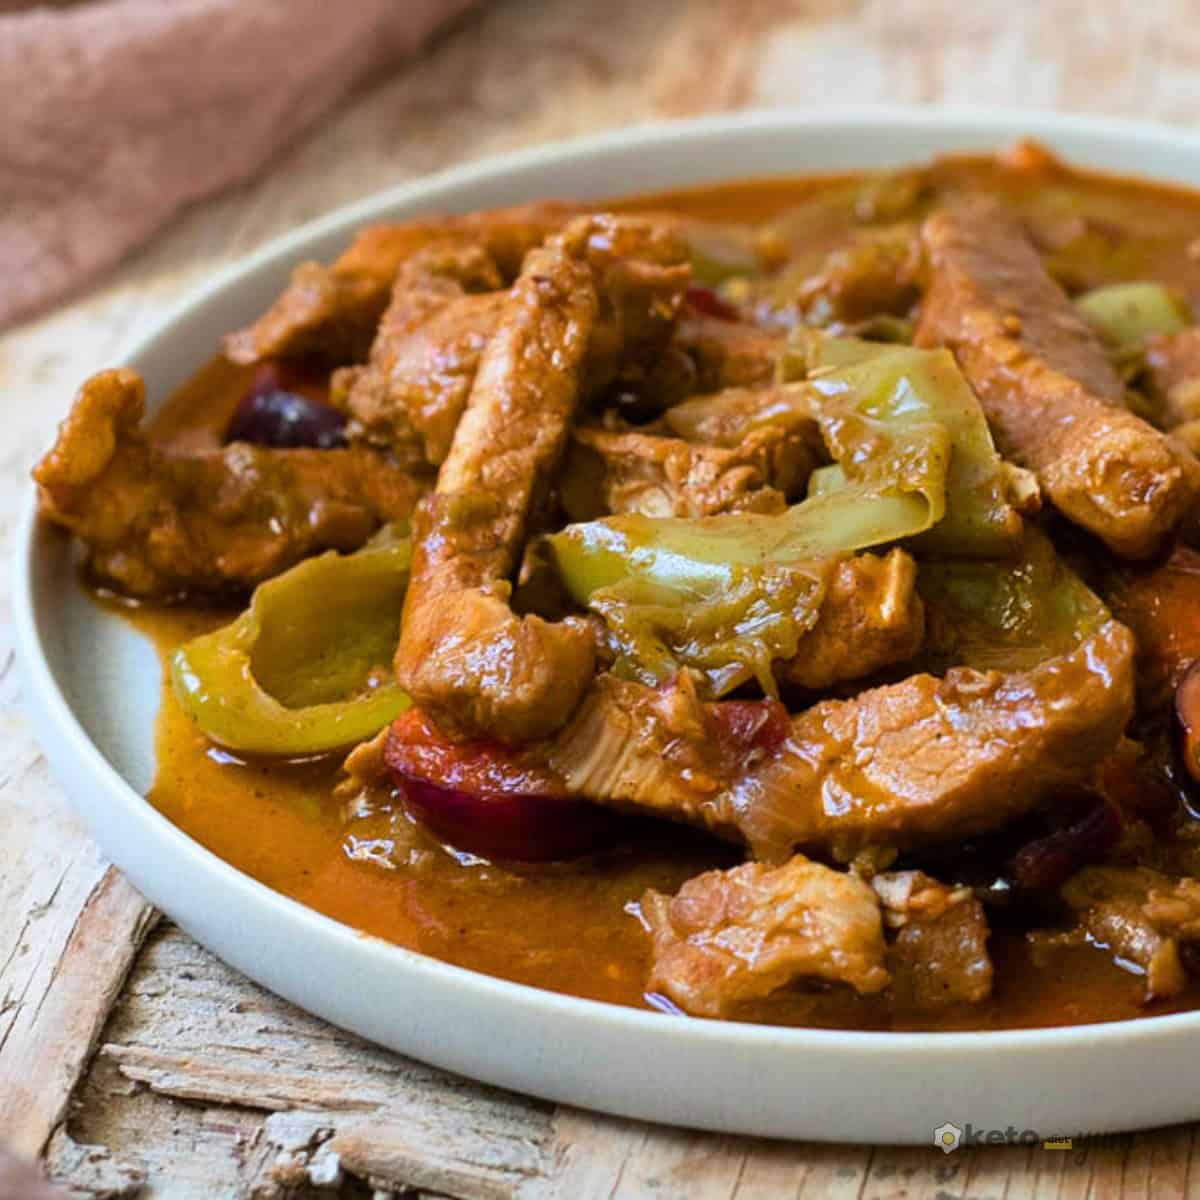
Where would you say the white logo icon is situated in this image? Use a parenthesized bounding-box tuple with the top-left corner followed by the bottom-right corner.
(933, 1122, 963, 1154)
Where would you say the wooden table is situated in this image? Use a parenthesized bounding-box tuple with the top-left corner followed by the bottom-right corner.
(4, 0, 1200, 1194)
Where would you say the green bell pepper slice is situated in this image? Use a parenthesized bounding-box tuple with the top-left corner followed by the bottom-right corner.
(170, 529, 411, 755)
(918, 529, 1109, 674)
(783, 331, 1029, 557)
(1075, 282, 1189, 355)
(547, 334, 1031, 694)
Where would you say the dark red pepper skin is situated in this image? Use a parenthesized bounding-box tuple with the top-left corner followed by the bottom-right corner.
(384, 710, 623, 862)
(684, 285, 742, 322)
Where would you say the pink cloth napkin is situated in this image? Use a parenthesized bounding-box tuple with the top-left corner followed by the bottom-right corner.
(0, 0, 473, 330)
(0, 1148, 63, 1200)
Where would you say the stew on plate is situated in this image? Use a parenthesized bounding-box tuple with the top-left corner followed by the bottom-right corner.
(36, 141, 1200, 1030)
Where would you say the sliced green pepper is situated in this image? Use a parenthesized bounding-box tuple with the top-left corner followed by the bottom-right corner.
(547, 339, 956, 695)
(783, 332, 1030, 557)
(547, 335, 1032, 694)
(171, 529, 411, 755)
(918, 529, 1109, 674)
(1075, 282, 1189, 354)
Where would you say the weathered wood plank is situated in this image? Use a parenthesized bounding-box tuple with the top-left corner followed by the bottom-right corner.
(0, 869, 156, 1159)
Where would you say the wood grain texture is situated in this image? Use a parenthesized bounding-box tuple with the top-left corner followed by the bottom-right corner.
(5, 0, 1200, 1195)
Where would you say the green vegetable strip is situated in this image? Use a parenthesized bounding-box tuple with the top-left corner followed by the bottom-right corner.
(549, 333, 1028, 694)
(1075, 282, 1189, 355)
(918, 529, 1109, 674)
(171, 529, 411, 755)
(784, 331, 1027, 557)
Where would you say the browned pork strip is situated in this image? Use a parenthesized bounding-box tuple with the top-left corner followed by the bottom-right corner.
(332, 242, 506, 466)
(1057, 867, 1200, 1001)
(562, 425, 818, 520)
(659, 383, 815, 447)
(34, 370, 425, 598)
(916, 199, 1198, 559)
(338, 221, 691, 470)
(224, 202, 575, 366)
(762, 224, 923, 329)
(642, 856, 889, 1017)
(395, 216, 689, 742)
(779, 548, 924, 691)
(873, 871, 993, 1010)
(550, 620, 1134, 861)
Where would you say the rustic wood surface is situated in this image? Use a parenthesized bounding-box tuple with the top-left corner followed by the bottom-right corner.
(5, 0, 1200, 1195)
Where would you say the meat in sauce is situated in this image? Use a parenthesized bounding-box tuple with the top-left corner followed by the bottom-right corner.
(36, 145, 1200, 1031)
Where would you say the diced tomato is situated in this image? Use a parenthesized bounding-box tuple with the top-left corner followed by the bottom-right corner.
(707, 698, 792, 771)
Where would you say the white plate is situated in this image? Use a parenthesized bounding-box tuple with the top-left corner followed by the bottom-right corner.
(15, 108, 1200, 1145)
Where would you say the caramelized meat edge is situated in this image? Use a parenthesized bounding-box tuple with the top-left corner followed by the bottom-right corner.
(224, 202, 577, 366)
(916, 198, 1198, 559)
(34, 369, 425, 597)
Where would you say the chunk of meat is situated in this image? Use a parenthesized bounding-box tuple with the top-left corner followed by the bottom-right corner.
(1059, 867, 1200, 1000)
(583, 219, 692, 397)
(641, 856, 889, 1017)
(333, 242, 506, 465)
(762, 224, 923, 329)
(659, 383, 816, 449)
(1145, 326, 1200, 429)
(873, 871, 993, 1010)
(1107, 544, 1200, 708)
(744, 619, 1135, 860)
(34, 370, 426, 598)
(344, 291, 503, 466)
(676, 314, 784, 393)
(916, 199, 1198, 558)
(396, 217, 688, 742)
(562, 425, 817, 520)
(224, 202, 575, 366)
(550, 620, 1134, 861)
(778, 548, 924, 691)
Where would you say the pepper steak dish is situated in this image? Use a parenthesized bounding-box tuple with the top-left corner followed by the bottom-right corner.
(35, 142, 1200, 1029)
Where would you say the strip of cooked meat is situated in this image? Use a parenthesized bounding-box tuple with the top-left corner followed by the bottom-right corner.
(1058, 867, 1200, 1000)
(336, 223, 690, 470)
(562, 425, 818, 519)
(331, 242, 506, 466)
(1145, 326, 1200, 452)
(549, 619, 1134, 861)
(915, 198, 1198, 559)
(641, 856, 889, 1017)
(224, 202, 575, 366)
(395, 216, 688, 742)
(778, 548, 924, 691)
(583, 220, 693, 397)
(873, 870, 993, 1010)
(34, 369, 426, 598)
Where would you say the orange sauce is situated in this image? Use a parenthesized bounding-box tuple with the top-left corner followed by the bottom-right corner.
(128, 161, 1200, 1029)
